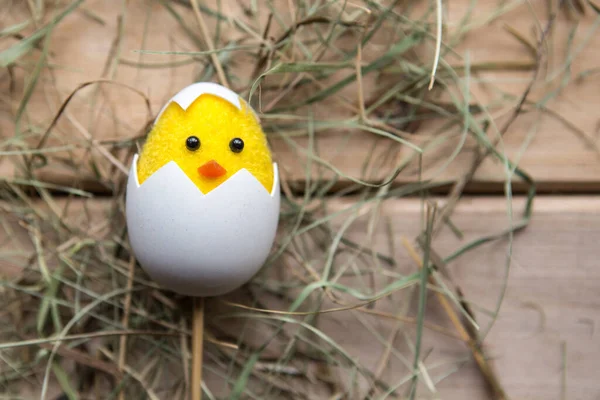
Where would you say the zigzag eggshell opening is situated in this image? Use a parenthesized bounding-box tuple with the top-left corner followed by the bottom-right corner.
(154, 81, 259, 123)
(126, 154, 280, 297)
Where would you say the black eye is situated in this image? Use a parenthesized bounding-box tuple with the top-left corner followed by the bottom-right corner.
(229, 138, 244, 153)
(186, 136, 200, 151)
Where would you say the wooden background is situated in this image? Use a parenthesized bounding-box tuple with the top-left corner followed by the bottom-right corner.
(1, 0, 599, 399)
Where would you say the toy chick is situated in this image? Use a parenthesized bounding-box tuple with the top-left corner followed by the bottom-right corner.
(126, 82, 280, 297)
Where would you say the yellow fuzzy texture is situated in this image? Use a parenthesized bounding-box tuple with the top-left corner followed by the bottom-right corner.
(137, 94, 274, 194)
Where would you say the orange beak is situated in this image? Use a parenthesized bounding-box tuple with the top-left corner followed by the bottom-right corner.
(198, 160, 226, 178)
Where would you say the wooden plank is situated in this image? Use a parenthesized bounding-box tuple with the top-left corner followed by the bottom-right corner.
(295, 195, 599, 399)
(1, 196, 598, 398)
(1, 2, 599, 194)
(270, 2, 600, 193)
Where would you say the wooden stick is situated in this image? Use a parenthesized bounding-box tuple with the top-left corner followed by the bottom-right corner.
(192, 297, 205, 400)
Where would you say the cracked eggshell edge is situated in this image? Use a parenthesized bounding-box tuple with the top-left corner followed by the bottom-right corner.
(125, 154, 280, 297)
(154, 82, 259, 123)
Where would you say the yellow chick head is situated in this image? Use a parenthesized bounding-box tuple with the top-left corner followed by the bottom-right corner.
(136, 92, 274, 194)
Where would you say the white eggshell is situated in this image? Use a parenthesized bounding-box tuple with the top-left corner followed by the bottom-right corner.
(154, 82, 258, 123)
(126, 154, 280, 297)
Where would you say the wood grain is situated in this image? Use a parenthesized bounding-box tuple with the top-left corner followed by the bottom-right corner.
(1, 196, 598, 399)
(1, 1, 599, 194)
(310, 195, 600, 399)
(1, 1, 598, 398)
